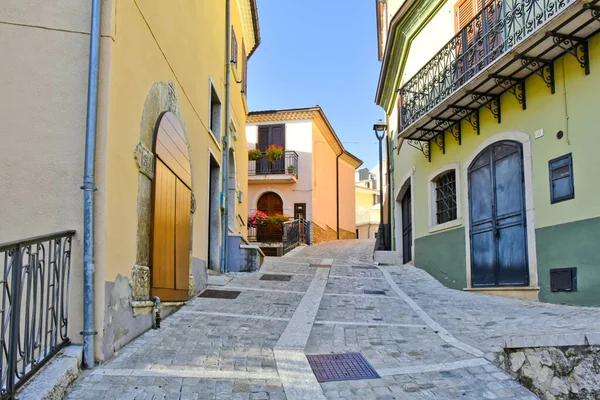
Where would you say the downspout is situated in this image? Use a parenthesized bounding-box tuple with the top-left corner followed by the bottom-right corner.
(220, 0, 232, 274)
(336, 151, 342, 240)
(386, 136, 392, 249)
(81, 0, 102, 369)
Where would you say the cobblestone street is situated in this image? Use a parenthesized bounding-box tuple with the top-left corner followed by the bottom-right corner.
(67, 240, 600, 399)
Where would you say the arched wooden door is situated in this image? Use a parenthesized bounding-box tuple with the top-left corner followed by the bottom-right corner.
(257, 192, 283, 242)
(468, 140, 528, 287)
(151, 112, 191, 301)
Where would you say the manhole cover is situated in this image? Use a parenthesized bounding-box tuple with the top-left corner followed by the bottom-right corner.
(199, 290, 241, 299)
(306, 353, 380, 382)
(260, 274, 292, 281)
(353, 265, 377, 270)
(309, 264, 331, 268)
(363, 290, 386, 295)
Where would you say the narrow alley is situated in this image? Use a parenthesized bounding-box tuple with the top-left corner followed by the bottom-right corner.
(65, 240, 600, 399)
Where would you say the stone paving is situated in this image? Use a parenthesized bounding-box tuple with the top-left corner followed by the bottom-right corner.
(66, 239, 600, 399)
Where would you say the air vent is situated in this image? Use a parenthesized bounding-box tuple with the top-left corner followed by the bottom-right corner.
(550, 268, 577, 292)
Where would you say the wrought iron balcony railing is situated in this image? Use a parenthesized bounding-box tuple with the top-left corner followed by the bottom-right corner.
(0, 231, 75, 398)
(399, 0, 575, 130)
(249, 151, 299, 178)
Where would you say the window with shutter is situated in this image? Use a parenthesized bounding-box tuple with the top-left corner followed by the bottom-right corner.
(455, 0, 477, 32)
(231, 27, 238, 66)
(242, 41, 248, 97)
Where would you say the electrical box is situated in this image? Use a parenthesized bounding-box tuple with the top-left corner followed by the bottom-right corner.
(534, 129, 544, 139)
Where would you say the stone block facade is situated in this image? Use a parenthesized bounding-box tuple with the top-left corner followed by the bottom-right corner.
(339, 228, 356, 240)
(312, 223, 337, 243)
(311, 224, 357, 243)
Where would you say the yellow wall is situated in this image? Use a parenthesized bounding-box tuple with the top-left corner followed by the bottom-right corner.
(102, 0, 252, 281)
(356, 188, 377, 212)
(93, 0, 254, 358)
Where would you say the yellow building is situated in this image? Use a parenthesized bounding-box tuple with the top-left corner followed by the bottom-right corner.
(0, 0, 260, 369)
(355, 167, 381, 239)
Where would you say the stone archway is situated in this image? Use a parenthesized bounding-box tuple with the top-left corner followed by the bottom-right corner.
(131, 82, 195, 301)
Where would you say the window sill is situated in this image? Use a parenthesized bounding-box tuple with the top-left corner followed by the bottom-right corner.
(208, 129, 222, 151)
(428, 218, 462, 233)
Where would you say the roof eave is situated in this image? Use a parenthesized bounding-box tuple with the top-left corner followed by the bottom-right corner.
(247, 0, 261, 59)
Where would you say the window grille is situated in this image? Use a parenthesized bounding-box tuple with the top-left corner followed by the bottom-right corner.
(435, 171, 457, 224)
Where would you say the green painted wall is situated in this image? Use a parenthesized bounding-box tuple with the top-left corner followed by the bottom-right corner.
(414, 227, 466, 290)
(537, 216, 600, 307)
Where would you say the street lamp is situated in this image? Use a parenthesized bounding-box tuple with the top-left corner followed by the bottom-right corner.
(373, 119, 388, 251)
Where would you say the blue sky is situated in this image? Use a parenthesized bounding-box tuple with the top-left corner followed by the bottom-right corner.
(247, 0, 385, 169)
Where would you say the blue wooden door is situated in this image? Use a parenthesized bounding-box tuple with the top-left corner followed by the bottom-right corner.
(401, 188, 412, 264)
(468, 141, 528, 287)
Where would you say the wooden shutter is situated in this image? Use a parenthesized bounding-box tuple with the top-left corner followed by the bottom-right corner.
(242, 41, 248, 96)
(270, 125, 285, 149)
(455, 0, 477, 32)
(231, 27, 238, 65)
(258, 126, 269, 151)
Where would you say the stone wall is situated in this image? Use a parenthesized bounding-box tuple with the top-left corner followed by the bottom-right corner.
(339, 228, 356, 240)
(502, 333, 600, 399)
(312, 223, 337, 243)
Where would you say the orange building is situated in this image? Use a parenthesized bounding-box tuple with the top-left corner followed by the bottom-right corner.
(246, 107, 362, 255)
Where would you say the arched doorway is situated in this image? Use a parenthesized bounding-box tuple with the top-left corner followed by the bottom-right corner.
(257, 192, 283, 242)
(468, 140, 528, 287)
(151, 112, 191, 301)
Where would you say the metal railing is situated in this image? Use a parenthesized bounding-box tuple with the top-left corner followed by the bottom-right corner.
(399, 0, 572, 130)
(0, 231, 75, 398)
(282, 220, 301, 255)
(249, 151, 299, 178)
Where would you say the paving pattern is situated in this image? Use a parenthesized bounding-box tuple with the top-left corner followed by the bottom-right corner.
(66, 239, 600, 399)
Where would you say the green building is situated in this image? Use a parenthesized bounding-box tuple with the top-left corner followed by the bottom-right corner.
(375, 0, 600, 306)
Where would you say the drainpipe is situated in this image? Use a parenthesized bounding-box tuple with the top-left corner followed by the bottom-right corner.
(220, 0, 232, 274)
(81, 0, 102, 369)
(336, 151, 342, 240)
(386, 137, 392, 249)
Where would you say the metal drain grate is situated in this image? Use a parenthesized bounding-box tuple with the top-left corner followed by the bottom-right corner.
(353, 265, 377, 270)
(199, 290, 241, 299)
(260, 274, 292, 281)
(306, 353, 380, 382)
(309, 264, 331, 268)
(363, 290, 386, 295)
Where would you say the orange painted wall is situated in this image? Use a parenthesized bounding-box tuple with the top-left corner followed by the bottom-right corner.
(311, 123, 338, 232)
(338, 158, 357, 233)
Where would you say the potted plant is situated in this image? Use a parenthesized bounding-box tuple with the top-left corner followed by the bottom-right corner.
(248, 210, 268, 228)
(248, 148, 262, 161)
(287, 165, 295, 174)
(267, 214, 289, 228)
(265, 144, 284, 163)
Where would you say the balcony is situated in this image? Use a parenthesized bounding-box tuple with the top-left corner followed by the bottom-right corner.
(398, 0, 599, 161)
(248, 151, 299, 184)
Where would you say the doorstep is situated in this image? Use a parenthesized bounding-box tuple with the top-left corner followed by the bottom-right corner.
(463, 286, 540, 301)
